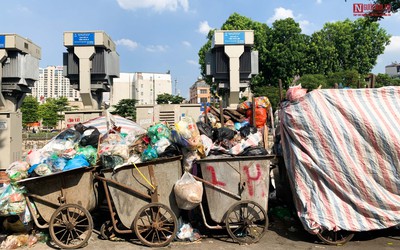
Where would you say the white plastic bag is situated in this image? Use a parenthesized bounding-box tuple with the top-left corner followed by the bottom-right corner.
(174, 172, 203, 210)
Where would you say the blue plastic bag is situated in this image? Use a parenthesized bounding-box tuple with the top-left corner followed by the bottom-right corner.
(63, 154, 89, 171)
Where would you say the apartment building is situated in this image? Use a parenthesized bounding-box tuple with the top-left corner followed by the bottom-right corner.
(189, 79, 211, 104)
(110, 72, 172, 106)
(32, 66, 80, 102)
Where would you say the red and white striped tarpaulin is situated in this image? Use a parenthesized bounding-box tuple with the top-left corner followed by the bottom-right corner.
(280, 87, 400, 233)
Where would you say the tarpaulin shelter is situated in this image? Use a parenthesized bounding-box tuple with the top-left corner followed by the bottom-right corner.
(280, 87, 400, 233)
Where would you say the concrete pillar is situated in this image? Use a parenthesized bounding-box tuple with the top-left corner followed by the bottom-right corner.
(74, 46, 96, 110)
(224, 45, 244, 108)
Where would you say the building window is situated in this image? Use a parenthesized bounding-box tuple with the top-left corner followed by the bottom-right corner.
(200, 97, 208, 103)
(200, 89, 208, 94)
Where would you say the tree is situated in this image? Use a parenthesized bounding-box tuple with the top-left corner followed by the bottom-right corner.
(375, 73, 400, 87)
(265, 18, 310, 88)
(46, 97, 69, 124)
(38, 100, 58, 128)
(21, 95, 39, 127)
(156, 94, 185, 104)
(111, 99, 138, 119)
(298, 74, 328, 91)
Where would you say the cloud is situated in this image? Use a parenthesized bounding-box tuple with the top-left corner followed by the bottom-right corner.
(267, 7, 294, 23)
(298, 20, 311, 32)
(268, 7, 313, 34)
(198, 21, 212, 35)
(116, 0, 189, 12)
(316, 0, 322, 4)
(115, 39, 139, 51)
(182, 41, 191, 47)
(186, 59, 197, 65)
(146, 45, 169, 52)
(385, 36, 400, 53)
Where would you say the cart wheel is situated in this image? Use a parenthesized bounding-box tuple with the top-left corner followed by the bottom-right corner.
(225, 200, 268, 244)
(133, 202, 177, 247)
(100, 220, 115, 240)
(49, 204, 93, 249)
(317, 228, 354, 245)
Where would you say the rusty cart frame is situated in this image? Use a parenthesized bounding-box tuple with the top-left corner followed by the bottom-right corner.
(193, 155, 273, 244)
(18, 167, 99, 249)
(94, 156, 182, 247)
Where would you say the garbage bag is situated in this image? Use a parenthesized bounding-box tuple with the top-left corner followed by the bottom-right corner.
(154, 137, 171, 155)
(141, 145, 158, 162)
(147, 123, 171, 144)
(100, 155, 125, 170)
(174, 172, 203, 210)
(76, 146, 98, 166)
(245, 107, 267, 128)
(55, 129, 81, 143)
(238, 146, 268, 156)
(196, 121, 213, 138)
(63, 154, 89, 171)
(212, 127, 236, 142)
(33, 163, 52, 176)
(79, 126, 101, 148)
(239, 125, 258, 138)
(158, 143, 182, 158)
(6, 161, 30, 182)
(46, 154, 67, 171)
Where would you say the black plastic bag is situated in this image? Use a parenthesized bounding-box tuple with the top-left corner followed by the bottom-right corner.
(238, 146, 268, 156)
(158, 143, 183, 158)
(56, 129, 81, 143)
(212, 127, 236, 142)
(196, 121, 213, 138)
(80, 126, 101, 148)
(239, 125, 258, 138)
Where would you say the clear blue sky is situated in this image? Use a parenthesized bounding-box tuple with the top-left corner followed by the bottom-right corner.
(2, 0, 399, 98)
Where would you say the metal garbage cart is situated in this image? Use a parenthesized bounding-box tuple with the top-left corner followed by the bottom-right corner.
(193, 155, 273, 244)
(17, 166, 99, 249)
(95, 156, 182, 247)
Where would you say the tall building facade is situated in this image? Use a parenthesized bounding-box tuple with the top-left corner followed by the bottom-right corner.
(189, 79, 211, 104)
(110, 72, 172, 106)
(32, 66, 80, 102)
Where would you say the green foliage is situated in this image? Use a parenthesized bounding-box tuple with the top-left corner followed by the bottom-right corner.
(111, 99, 138, 119)
(298, 74, 327, 91)
(156, 93, 185, 104)
(21, 96, 69, 128)
(38, 101, 59, 127)
(326, 69, 361, 88)
(311, 19, 390, 75)
(21, 96, 40, 126)
(375, 73, 400, 87)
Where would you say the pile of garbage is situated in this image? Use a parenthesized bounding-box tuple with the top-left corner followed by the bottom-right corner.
(0, 97, 272, 246)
